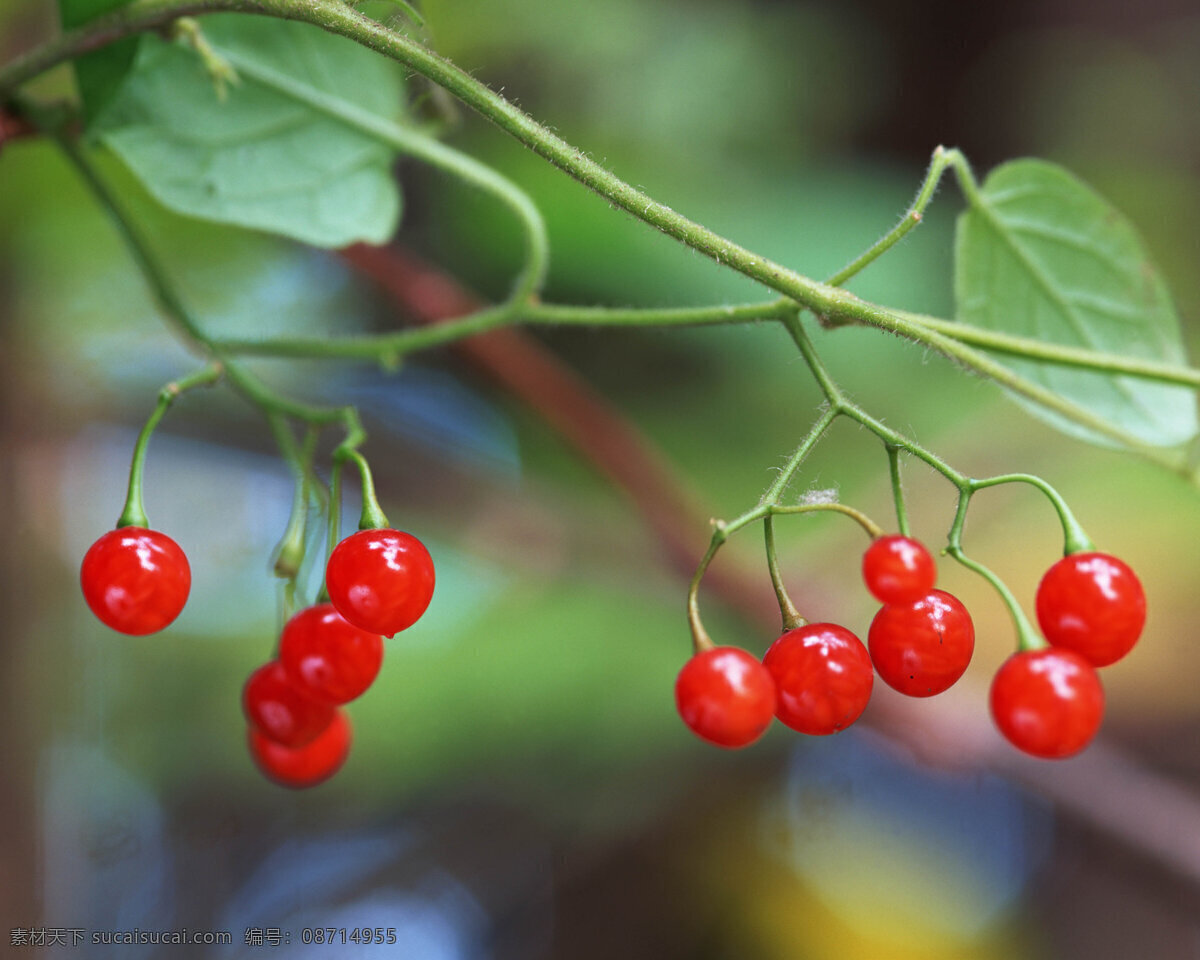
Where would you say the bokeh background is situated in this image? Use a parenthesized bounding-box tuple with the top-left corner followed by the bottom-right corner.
(3, 0, 1200, 956)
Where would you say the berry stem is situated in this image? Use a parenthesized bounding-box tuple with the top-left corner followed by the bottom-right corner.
(116, 364, 223, 529)
(967, 473, 1095, 555)
(346, 451, 389, 531)
(885, 444, 911, 537)
(326, 459, 343, 562)
(948, 545, 1047, 652)
(686, 531, 724, 654)
(768, 503, 882, 539)
(269, 413, 319, 580)
(329, 406, 390, 531)
(945, 492, 1047, 652)
(763, 514, 805, 631)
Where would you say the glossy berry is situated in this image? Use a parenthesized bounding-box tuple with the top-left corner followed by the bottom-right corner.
(868, 589, 975, 697)
(862, 535, 937, 604)
(279, 604, 384, 704)
(80, 527, 191, 635)
(990, 648, 1104, 759)
(1036, 552, 1146, 667)
(242, 661, 335, 748)
(325, 528, 435, 637)
(762, 623, 873, 735)
(248, 709, 352, 789)
(675, 647, 777, 748)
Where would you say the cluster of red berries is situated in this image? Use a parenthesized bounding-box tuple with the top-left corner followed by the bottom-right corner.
(81, 526, 435, 787)
(997, 550, 1144, 758)
(675, 535, 1144, 760)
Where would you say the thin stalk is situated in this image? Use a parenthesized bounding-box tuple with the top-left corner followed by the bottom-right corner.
(885, 445, 910, 537)
(764, 514, 804, 631)
(968, 473, 1095, 556)
(268, 413, 318, 579)
(826, 146, 970, 287)
(116, 364, 223, 528)
(215, 298, 795, 359)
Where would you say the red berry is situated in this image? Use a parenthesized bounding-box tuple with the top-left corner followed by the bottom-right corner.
(248, 709, 352, 789)
(762, 623, 873, 735)
(1036, 552, 1146, 667)
(80, 527, 191, 635)
(990, 648, 1104, 759)
(868, 589, 975, 697)
(242, 661, 335, 748)
(325, 528, 435, 636)
(862, 535, 937, 604)
(675, 647, 776, 748)
(279, 604, 383, 704)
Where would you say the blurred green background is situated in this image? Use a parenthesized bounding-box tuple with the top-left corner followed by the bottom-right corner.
(3, 0, 1200, 957)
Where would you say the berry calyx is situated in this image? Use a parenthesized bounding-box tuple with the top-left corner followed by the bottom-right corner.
(675, 647, 777, 748)
(868, 589, 975, 697)
(862, 534, 937, 604)
(762, 623, 873, 735)
(990, 648, 1104, 759)
(80, 527, 191, 635)
(325, 528, 435, 637)
(279, 603, 384, 704)
(242, 661, 335, 748)
(1035, 552, 1146, 667)
(248, 709, 352, 789)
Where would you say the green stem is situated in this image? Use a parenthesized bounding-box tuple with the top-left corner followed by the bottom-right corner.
(780, 314, 968, 486)
(767, 503, 882, 539)
(764, 514, 804, 631)
(323, 405, 388, 529)
(686, 499, 883, 652)
(686, 532, 723, 655)
(892, 311, 1200, 390)
(757, 403, 839, 508)
(944, 491, 1045, 652)
(269, 413, 319, 579)
(346, 450, 389, 529)
(885, 445, 910, 537)
(826, 145, 971, 287)
(320, 456, 344, 603)
(950, 545, 1046, 652)
(779, 312, 844, 406)
(116, 364, 223, 528)
(862, 308, 1178, 462)
(967, 473, 1095, 555)
(216, 298, 794, 359)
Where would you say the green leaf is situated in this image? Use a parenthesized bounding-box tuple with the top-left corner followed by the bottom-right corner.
(59, 0, 140, 121)
(93, 14, 406, 248)
(954, 159, 1196, 447)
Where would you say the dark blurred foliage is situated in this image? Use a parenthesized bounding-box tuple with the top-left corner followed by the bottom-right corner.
(2, 1, 1200, 957)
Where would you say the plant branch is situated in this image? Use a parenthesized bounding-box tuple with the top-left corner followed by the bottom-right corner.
(215, 298, 795, 358)
(117, 363, 223, 528)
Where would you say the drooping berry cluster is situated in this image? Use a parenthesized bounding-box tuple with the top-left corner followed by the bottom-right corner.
(864, 536, 974, 698)
(989, 551, 1144, 759)
(243, 527, 434, 788)
(676, 535, 971, 750)
(675, 533, 1145, 761)
(81, 523, 435, 788)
